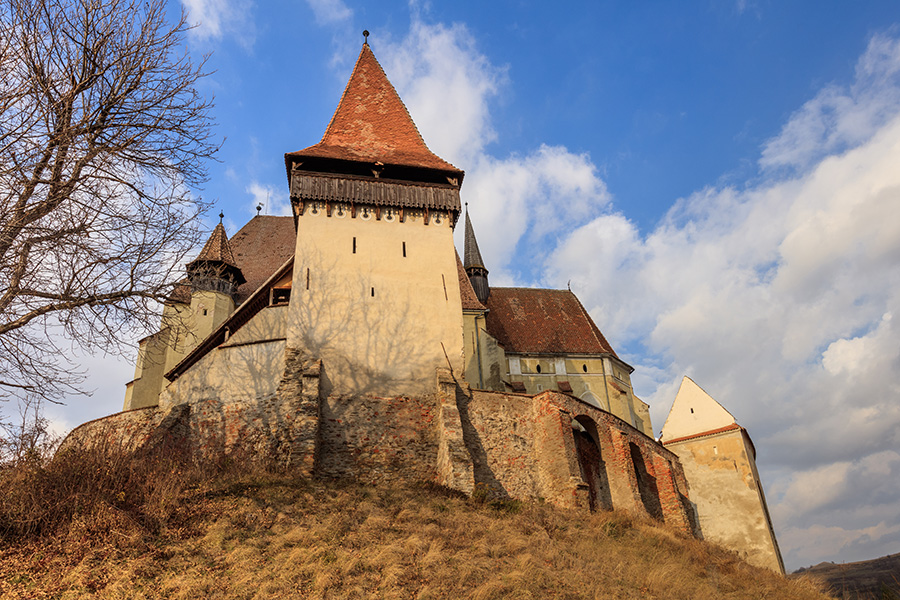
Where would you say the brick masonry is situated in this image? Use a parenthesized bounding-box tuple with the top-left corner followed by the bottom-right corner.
(64, 358, 698, 535)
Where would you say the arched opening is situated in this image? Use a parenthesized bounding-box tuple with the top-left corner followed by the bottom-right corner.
(572, 416, 613, 512)
(629, 442, 663, 520)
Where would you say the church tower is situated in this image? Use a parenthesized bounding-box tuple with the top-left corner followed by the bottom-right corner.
(283, 40, 465, 397)
(124, 218, 245, 411)
(184, 216, 246, 345)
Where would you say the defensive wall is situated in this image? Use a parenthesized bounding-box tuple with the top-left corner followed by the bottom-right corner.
(63, 349, 697, 533)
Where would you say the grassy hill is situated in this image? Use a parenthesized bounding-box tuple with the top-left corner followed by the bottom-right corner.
(0, 446, 830, 599)
(793, 554, 900, 600)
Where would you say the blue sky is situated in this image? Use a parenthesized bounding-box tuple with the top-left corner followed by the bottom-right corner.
(44, 0, 900, 571)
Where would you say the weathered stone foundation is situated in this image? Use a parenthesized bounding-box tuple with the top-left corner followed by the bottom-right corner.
(64, 360, 696, 534)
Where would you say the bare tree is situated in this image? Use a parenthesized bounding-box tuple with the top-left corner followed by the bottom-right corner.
(0, 0, 218, 404)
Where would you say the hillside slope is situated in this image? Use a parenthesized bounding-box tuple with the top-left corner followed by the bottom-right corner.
(0, 473, 828, 599)
(794, 553, 900, 599)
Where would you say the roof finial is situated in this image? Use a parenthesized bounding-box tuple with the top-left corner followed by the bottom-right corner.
(219, 211, 224, 223)
(256, 203, 262, 216)
(363, 30, 369, 45)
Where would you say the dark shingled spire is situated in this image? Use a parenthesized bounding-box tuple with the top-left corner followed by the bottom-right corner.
(463, 208, 490, 303)
(187, 222, 246, 296)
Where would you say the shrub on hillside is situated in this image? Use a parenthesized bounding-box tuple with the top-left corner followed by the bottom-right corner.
(0, 427, 196, 541)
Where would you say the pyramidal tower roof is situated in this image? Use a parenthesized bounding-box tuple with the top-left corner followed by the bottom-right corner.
(286, 43, 462, 176)
(193, 222, 239, 267)
(187, 221, 246, 287)
(463, 209, 487, 271)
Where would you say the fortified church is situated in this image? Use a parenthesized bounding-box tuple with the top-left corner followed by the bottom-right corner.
(69, 41, 783, 574)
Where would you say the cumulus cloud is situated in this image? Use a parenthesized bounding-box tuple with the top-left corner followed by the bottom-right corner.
(304, 0, 352, 25)
(539, 34, 900, 569)
(760, 34, 900, 171)
(181, 0, 256, 47)
(378, 20, 610, 283)
(246, 181, 292, 217)
(379, 20, 503, 167)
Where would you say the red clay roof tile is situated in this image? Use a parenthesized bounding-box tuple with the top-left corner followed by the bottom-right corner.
(286, 44, 461, 175)
(192, 222, 239, 267)
(229, 216, 296, 305)
(169, 216, 296, 305)
(661, 423, 743, 446)
(485, 288, 618, 357)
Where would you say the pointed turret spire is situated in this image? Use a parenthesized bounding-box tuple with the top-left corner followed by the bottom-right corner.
(464, 206, 490, 303)
(285, 42, 463, 177)
(187, 221, 246, 296)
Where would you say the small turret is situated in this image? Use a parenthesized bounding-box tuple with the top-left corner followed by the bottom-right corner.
(464, 208, 490, 303)
(186, 215, 246, 297)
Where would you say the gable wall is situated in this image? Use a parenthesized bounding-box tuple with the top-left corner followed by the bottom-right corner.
(665, 430, 785, 573)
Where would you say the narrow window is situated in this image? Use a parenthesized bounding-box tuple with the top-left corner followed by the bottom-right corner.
(690, 408, 694, 414)
(441, 274, 448, 301)
(306, 268, 310, 290)
(352, 237, 357, 254)
(402, 241, 407, 257)
(582, 364, 588, 373)
(202, 309, 208, 316)
(371, 287, 375, 297)
(536, 364, 542, 374)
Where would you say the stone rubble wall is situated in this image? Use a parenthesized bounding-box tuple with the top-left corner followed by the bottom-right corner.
(457, 388, 696, 532)
(317, 392, 439, 485)
(64, 358, 697, 536)
(62, 346, 321, 470)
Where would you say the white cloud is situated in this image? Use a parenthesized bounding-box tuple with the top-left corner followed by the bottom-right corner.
(304, 0, 352, 25)
(246, 181, 292, 217)
(378, 21, 610, 283)
(760, 34, 900, 171)
(181, 0, 256, 48)
(537, 34, 900, 570)
(380, 20, 503, 167)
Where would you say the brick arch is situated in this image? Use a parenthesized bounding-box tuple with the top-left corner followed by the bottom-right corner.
(629, 442, 664, 520)
(571, 415, 613, 511)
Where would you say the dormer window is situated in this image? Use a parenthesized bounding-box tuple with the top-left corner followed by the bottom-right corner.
(272, 289, 291, 305)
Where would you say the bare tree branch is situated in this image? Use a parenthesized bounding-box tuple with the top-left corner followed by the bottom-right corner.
(0, 0, 218, 405)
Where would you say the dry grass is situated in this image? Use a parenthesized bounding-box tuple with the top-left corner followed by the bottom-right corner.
(0, 459, 830, 600)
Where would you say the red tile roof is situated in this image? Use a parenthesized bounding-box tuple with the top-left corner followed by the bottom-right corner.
(229, 216, 296, 304)
(286, 44, 461, 175)
(456, 251, 485, 310)
(485, 288, 618, 357)
(192, 223, 239, 267)
(661, 423, 743, 446)
(169, 216, 296, 306)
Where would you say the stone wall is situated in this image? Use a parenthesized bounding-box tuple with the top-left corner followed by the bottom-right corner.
(64, 346, 323, 471)
(317, 393, 439, 484)
(666, 429, 783, 572)
(67, 362, 698, 537)
(457, 388, 696, 533)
